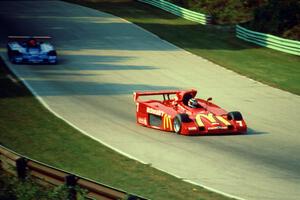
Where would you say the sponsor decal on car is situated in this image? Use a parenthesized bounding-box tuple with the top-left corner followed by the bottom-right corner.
(188, 127, 198, 131)
(162, 114, 173, 131)
(147, 107, 164, 116)
(138, 117, 147, 125)
(216, 115, 231, 126)
(195, 113, 231, 127)
(208, 126, 228, 130)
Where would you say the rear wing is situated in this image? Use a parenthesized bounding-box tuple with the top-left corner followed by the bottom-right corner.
(133, 90, 179, 102)
(133, 89, 197, 103)
(8, 36, 52, 41)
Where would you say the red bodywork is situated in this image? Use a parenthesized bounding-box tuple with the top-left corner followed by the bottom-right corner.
(133, 89, 247, 135)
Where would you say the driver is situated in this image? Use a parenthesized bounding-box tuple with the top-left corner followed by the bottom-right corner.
(188, 98, 199, 108)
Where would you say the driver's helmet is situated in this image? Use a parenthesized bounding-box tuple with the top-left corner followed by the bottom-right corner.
(28, 39, 37, 47)
(188, 98, 198, 108)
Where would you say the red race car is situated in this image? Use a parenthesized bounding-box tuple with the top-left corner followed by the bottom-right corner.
(133, 89, 247, 135)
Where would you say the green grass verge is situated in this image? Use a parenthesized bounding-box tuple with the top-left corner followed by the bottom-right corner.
(0, 58, 233, 199)
(64, 0, 300, 95)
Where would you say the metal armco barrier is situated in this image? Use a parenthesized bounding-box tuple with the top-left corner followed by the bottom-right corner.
(0, 145, 21, 176)
(236, 25, 300, 56)
(0, 145, 148, 200)
(138, 0, 210, 25)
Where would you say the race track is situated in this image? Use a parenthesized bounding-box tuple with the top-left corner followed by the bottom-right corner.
(0, 1, 300, 199)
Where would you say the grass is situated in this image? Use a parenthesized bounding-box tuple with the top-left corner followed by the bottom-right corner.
(0, 57, 233, 199)
(64, 0, 300, 95)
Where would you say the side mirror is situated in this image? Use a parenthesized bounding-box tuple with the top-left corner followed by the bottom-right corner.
(207, 97, 212, 102)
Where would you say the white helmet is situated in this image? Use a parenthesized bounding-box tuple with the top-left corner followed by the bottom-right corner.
(188, 98, 198, 108)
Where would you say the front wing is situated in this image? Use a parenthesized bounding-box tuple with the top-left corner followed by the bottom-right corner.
(11, 53, 57, 64)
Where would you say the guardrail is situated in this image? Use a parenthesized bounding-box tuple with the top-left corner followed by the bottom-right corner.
(236, 25, 300, 56)
(137, 0, 211, 25)
(0, 145, 147, 200)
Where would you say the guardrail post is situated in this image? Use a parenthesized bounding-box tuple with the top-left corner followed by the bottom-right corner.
(16, 157, 27, 180)
(65, 174, 78, 200)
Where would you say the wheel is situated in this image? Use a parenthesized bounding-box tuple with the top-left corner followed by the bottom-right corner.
(47, 50, 57, 56)
(173, 114, 190, 134)
(7, 49, 20, 64)
(7, 48, 13, 61)
(8, 54, 16, 64)
(173, 116, 181, 134)
(227, 111, 243, 121)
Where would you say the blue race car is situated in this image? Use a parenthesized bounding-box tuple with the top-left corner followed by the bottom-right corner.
(7, 36, 57, 64)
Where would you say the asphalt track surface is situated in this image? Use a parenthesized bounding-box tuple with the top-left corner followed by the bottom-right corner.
(1, 1, 300, 200)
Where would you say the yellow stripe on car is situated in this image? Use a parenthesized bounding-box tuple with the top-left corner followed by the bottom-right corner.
(216, 116, 231, 126)
(163, 114, 173, 131)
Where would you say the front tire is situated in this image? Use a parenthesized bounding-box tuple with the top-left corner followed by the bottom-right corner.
(7, 49, 20, 64)
(173, 114, 190, 134)
(227, 111, 243, 121)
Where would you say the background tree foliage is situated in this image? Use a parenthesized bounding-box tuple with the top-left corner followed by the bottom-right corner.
(166, 0, 300, 40)
(167, 0, 267, 24)
(248, 0, 300, 40)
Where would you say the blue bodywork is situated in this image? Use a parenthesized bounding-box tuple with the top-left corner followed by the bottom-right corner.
(7, 39, 57, 64)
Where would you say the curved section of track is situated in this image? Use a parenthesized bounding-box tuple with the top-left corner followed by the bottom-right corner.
(1, 1, 300, 199)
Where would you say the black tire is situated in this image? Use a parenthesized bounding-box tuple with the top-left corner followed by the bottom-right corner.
(227, 111, 243, 121)
(7, 49, 20, 64)
(47, 50, 57, 56)
(7, 52, 16, 63)
(7, 48, 12, 60)
(173, 113, 190, 134)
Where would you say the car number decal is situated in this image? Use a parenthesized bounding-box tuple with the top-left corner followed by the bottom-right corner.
(236, 121, 243, 126)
